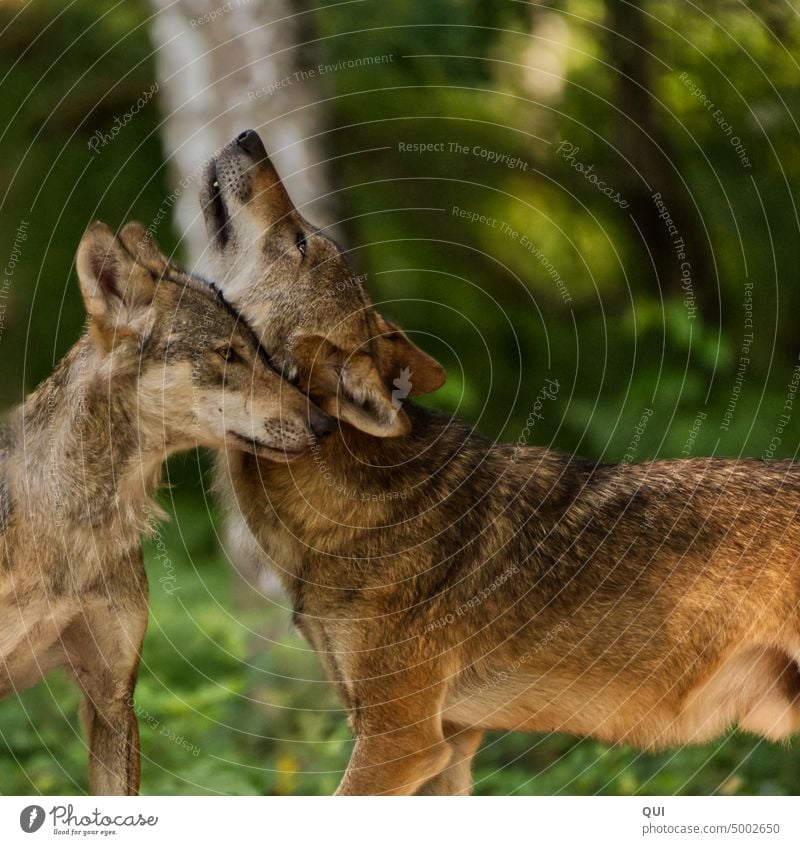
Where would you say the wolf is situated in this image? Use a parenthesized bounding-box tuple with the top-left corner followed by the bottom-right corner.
(203, 130, 800, 795)
(0, 221, 329, 794)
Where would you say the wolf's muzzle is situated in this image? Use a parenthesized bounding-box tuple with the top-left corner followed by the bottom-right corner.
(235, 129, 267, 160)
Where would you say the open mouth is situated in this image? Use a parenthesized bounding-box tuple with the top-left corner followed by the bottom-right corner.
(226, 430, 307, 462)
(201, 159, 231, 249)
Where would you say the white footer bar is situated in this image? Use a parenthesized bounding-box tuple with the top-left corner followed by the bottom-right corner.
(2, 796, 798, 844)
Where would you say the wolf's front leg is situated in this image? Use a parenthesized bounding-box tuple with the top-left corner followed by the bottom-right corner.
(334, 668, 453, 796)
(414, 722, 483, 795)
(80, 688, 141, 795)
(66, 601, 147, 795)
(336, 724, 452, 795)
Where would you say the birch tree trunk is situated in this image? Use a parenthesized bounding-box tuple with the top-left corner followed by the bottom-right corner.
(147, 0, 333, 596)
(147, 0, 333, 262)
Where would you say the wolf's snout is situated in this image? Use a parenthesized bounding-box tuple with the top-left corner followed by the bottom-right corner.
(309, 406, 335, 439)
(236, 129, 266, 158)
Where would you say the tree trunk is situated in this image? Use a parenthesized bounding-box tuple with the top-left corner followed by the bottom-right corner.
(147, 0, 334, 262)
(147, 0, 333, 598)
(604, 0, 718, 322)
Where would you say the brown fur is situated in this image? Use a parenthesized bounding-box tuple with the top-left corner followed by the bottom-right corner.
(204, 131, 800, 795)
(0, 221, 326, 794)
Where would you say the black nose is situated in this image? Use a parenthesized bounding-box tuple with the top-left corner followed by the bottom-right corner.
(309, 407, 335, 439)
(235, 129, 265, 157)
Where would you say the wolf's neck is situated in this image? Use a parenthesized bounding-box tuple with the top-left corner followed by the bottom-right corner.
(15, 337, 168, 534)
(248, 404, 474, 534)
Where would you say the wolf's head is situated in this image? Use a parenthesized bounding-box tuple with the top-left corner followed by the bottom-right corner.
(76, 221, 331, 461)
(199, 129, 445, 438)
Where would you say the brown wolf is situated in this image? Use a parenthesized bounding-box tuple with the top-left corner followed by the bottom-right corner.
(0, 221, 329, 794)
(204, 130, 800, 795)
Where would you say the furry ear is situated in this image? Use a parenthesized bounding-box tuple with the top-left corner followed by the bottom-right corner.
(373, 314, 446, 397)
(292, 334, 411, 437)
(118, 221, 181, 277)
(76, 221, 157, 348)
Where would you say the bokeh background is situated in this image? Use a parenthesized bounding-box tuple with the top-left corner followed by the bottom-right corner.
(1, 0, 800, 795)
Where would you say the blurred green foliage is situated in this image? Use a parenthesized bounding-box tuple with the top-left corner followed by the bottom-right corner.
(1, 0, 800, 795)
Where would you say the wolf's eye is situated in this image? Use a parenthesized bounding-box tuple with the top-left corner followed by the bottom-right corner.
(217, 345, 241, 364)
(295, 232, 307, 257)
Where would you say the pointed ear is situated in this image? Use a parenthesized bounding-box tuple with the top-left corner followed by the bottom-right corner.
(292, 334, 411, 437)
(119, 221, 181, 277)
(76, 222, 157, 348)
(374, 314, 446, 397)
